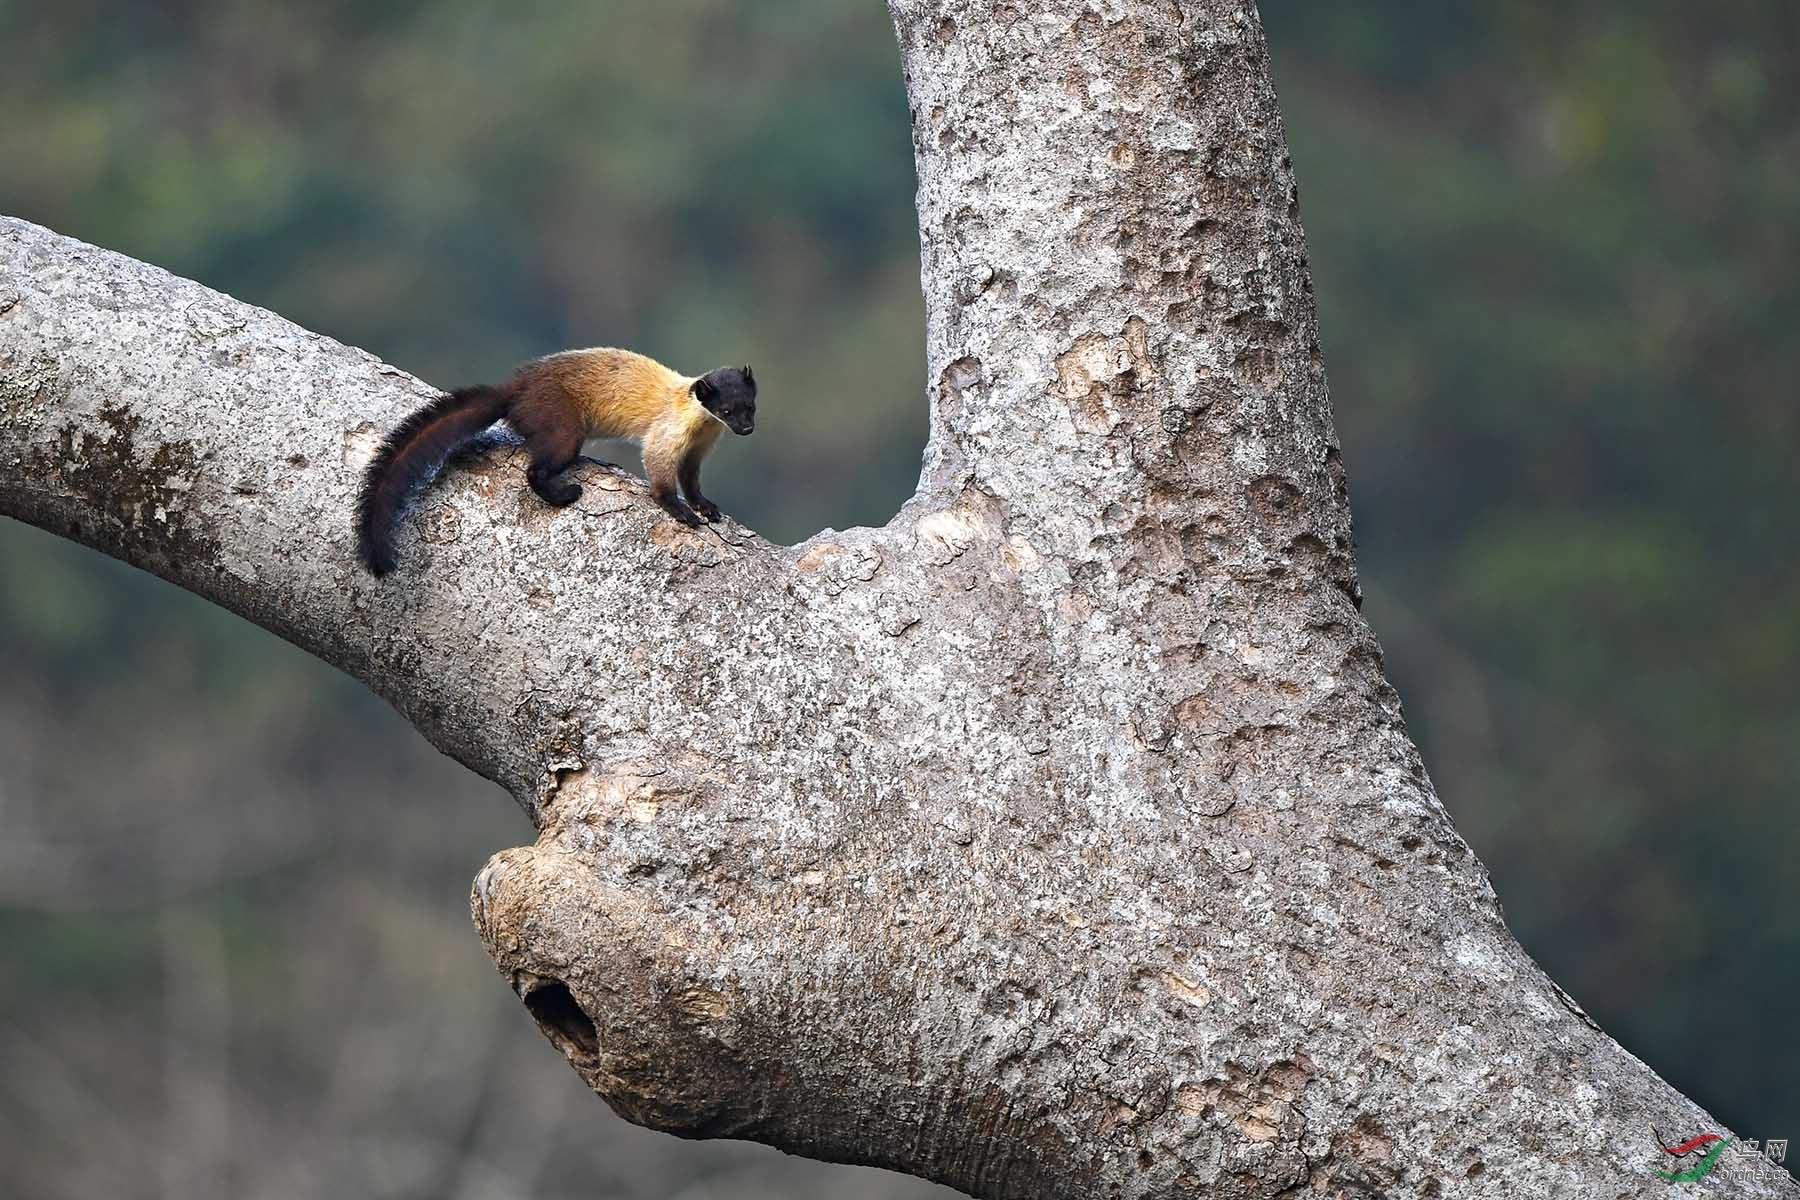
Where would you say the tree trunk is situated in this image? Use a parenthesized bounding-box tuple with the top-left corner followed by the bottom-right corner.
(1, 2, 1790, 1197)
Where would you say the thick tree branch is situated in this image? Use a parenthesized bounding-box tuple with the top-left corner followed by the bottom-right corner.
(2, 2, 1792, 1197)
(0, 217, 796, 815)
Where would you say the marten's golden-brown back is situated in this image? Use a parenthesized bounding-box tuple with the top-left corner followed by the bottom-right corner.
(515, 347, 692, 441)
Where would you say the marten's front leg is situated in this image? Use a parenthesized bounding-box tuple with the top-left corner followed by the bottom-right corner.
(651, 480, 701, 527)
(644, 442, 701, 527)
(679, 450, 722, 523)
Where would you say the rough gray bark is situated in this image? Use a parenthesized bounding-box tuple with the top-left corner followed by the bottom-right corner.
(1, 2, 1791, 1197)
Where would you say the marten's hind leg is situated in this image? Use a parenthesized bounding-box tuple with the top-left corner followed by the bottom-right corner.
(507, 377, 586, 507)
(525, 427, 583, 507)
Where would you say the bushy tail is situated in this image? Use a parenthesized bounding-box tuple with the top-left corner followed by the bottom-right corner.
(356, 385, 509, 576)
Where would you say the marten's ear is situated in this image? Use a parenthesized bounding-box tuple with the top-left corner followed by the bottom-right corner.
(742, 364, 754, 388)
(693, 376, 718, 404)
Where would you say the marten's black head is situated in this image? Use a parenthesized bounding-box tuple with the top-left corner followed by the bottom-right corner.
(695, 366, 756, 436)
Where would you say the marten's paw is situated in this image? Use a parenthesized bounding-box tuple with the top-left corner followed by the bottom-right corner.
(654, 493, 703, 527)
(693, 499, 723, 523)
(541, 482, 582, 507)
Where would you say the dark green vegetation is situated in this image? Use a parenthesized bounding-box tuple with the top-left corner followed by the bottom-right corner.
(2, 2, 1793, 1192)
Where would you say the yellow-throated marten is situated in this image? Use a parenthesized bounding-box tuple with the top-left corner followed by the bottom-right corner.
(356, 348, 756, 575)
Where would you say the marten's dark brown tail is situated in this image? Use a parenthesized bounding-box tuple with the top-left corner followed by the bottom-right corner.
(356, 385, 510, 576)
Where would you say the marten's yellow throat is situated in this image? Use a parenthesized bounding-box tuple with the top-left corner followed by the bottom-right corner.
(356, 348, 755, 576)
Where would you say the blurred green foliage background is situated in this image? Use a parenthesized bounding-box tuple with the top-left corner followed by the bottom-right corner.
(1, 2, 1793, 1194)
